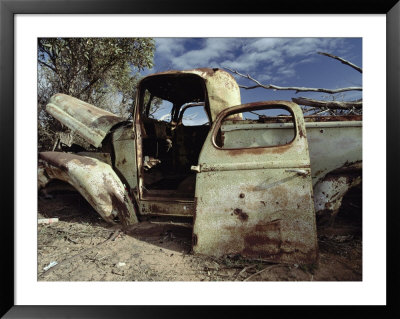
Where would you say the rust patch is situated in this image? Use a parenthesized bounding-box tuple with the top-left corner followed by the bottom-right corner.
(98, 192, 109, 204)
(243, 221, 282, 256)
(143, 67, 218, 78)
(193, 197, 198, 225)
(304, 114, 362, 122)
(109, 193, 130, 226)
(149, 204, 170, 215)
(269, 186, 289, 208)
(233, 208, 248, 222)
(298, 125, 306, 138)
(192, 233, 198, 246)
(220, 131, 225, 147)
(327, 161, 362, 176)
(225, 143, 291, 156)
(314, 169, 325, 177)
(260, 115, 362, 123)
(195, 67, 217, 77)
(92, 115, 124, 127)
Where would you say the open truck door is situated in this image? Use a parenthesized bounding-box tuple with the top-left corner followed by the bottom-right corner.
(192, 101, 318, 264)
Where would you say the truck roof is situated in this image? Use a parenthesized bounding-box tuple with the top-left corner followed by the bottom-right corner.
(139, 68, 241, 120)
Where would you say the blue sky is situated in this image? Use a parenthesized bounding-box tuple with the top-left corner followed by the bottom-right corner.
(142, 38, 362, 123)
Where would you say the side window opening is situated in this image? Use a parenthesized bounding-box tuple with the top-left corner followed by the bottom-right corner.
(142, 89, 173, 122)
(215, 107, 296, 149)
(178, 103, 210, 127)
(138, 75, 210, 200)
(149, 101, 174, 122)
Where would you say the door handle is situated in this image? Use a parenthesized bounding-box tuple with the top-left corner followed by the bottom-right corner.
(191, 165, 201, 173)
(285, 169, 309, 177)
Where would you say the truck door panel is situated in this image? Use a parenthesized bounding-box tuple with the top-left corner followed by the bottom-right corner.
(192, 101, 318, 264)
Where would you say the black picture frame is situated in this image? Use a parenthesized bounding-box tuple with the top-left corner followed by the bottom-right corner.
(1, 0, 399, 317)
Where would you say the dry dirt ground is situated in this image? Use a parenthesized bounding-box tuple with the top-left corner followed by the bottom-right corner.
(37, 192, 362, 282)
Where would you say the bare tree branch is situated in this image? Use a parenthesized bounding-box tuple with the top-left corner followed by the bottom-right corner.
(292, 97, 362, 110)
(77, 58, 117, 98)
(317, 52, 362, 73)
(38, 60, 57, 73)
(225, 67, 362, 94)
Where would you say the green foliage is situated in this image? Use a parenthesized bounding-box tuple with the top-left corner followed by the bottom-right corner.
(37, 38, 155, 150)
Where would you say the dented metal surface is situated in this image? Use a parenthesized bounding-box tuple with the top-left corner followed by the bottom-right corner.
(46, 93, 126, 148)
(76, 152, 112, 165)
(193, 101, 318, 264)
(38, 152, 138, 226)
(111, 124, 138, 190)
(306, 123, 362, 185)
(313, 161, 362, 223)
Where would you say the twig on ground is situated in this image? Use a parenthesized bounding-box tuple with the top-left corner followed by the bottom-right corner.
(243, 264, 283, 281)
(40, 229, 121, 277)
(235, 264, 257, 281)
(65, 236, 79, 244)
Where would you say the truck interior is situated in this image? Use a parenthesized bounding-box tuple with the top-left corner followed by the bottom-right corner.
(137, 74, 211, 200)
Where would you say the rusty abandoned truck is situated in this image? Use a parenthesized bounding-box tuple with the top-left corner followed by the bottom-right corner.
(38, 68, 362, 264)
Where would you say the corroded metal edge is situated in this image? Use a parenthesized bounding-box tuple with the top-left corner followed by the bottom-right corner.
(38, 152, 138, 226)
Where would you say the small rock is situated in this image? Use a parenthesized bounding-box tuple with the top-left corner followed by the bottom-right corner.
(112, 269, 125, 276)
(117, 262, 126, 267)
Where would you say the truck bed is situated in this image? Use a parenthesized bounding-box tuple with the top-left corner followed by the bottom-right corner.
(221, 115, 362, 184)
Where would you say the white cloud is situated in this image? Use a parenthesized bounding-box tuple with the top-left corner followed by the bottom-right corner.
(156, 38, 186, 56)
(221, 49, 283, 70)
(154, 37, 355, 83)
(167, 38, 242, 69)
(244, 38, 283, 52)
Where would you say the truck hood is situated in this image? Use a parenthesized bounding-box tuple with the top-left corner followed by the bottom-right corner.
(46, 93, 127, 148)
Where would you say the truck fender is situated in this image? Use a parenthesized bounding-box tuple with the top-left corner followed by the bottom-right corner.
(38, 152, 138, 226)
(313, 161, 361, 225)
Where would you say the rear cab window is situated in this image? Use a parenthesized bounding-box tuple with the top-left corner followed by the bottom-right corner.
(214, 107, 296, 149)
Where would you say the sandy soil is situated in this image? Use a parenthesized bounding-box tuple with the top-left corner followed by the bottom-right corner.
(37, 192, 362, 282)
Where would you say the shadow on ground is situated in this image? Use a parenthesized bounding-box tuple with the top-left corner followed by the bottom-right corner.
(38, 191, 362, 281)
